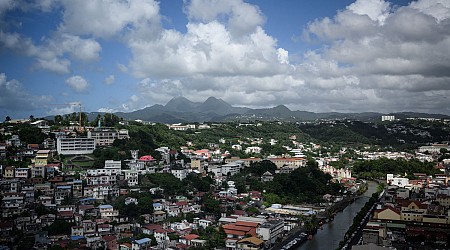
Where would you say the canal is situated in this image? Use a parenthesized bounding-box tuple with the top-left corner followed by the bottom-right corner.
(297, 181, 378, 250)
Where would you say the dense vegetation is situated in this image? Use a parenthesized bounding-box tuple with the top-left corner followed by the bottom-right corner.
(298, 120, 450, 151)
(230, 160, 342, 204)
(352, 158, 439, 179)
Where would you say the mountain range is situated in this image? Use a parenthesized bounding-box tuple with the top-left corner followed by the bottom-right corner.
(94, 96, 450, 123)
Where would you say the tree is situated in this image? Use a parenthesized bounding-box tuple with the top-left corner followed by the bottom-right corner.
(5, 116, 11, 122)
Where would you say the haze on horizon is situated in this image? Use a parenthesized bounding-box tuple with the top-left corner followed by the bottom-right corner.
(1, 0, 450, 119)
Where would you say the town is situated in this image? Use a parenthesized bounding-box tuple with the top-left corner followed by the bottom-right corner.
(0, 115, 449, 250)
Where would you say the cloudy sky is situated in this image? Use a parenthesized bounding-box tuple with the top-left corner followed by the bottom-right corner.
(1, 0, 449, 119)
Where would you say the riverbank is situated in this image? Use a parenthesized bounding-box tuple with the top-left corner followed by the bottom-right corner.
(297, 181, 378, 250)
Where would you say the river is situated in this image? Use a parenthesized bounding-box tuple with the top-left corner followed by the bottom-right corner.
(297, 181, 378, 250)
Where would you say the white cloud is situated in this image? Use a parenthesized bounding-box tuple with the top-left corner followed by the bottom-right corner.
(35, 57, 71, 74)
(65, 75, 89, 93)
(117, 63, 128, 73)
(58, 0, 161, 39)
(347, 0, 391, 25)
(0, 73, 51, 116)
(0, 31, 100, 74)
(104, 74, 115, 85)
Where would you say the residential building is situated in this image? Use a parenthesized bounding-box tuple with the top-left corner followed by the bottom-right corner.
(3, 167, 14, 178)
(57, 137, 96, 155)
(256, 219, 284, 247)
(236, 237, 264, 250)
(87, 128, 129, 147)
(123, 170, 138, 186)
(267, 157, 306, 169)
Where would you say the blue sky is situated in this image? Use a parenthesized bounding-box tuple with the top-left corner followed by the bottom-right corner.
(1, 0, 449, 119)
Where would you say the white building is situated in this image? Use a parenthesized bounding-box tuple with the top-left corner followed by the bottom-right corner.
(418, 144, 450, 154)
(387, 174, 409, 187)
(221, 162, 243, 176)
(381, 115, 395, 122)
(98, 204, 119, 221)
(257, 219, 284, 247)
(86, 168, 120, 176)
(105, 160, 121, 170)
(87, 128, 129, 147)
(245, 146, 262, 154)
(14, 168, 29, 179)
(123, 170, 139, 186)
(171, 168, 188, 181)
(57, 138, 96, 155)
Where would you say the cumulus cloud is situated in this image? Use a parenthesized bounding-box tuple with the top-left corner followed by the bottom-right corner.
(58, 0, 161, 39)
(294, 0, 450, 114)
(3, 0, 450, 116)
(0, 31, 101, 74)
(0, 73, 51, 116)
(129, 0, 287, 78)
(104, 75, 115, 85)
(65, 75, 89, 93)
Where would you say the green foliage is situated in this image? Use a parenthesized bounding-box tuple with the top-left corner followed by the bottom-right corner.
(183, 173, 214, 192)
(352, 158, 439, 178)
(244, 160, 277, 176)
(144, 173, 184, 195)
(113, 192, 154, 218)
(13, 123, 47, 144)
(202, 193, 221, 215)
(198, 226, 226, 248)
(44, 220, 75, 236)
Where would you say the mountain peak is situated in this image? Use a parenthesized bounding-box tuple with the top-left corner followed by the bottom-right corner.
(165, 96, 199, 112)
(273, 104, 291, 112)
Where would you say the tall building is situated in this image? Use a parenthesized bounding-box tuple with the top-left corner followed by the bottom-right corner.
(57, 138, 96, 155)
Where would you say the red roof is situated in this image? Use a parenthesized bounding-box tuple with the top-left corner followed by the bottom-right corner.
(144, 224, 163, 231)
(139, 155, 155, 161)
(176, 201, 188, 206)
(175, 243, 189, 249)
(235, 221, 259, 227)
(182, 234, 199, 241)
(102, 235, 116, 242)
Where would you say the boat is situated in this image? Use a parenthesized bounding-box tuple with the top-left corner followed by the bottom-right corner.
(281, 233, 308, 249)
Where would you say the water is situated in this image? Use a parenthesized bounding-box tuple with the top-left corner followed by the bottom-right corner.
(297, 182, 378, 250)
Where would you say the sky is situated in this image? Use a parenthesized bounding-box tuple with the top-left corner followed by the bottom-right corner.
(1, 0, 450, 119)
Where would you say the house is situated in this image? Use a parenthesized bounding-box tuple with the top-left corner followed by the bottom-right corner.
(103, 235, 118, 250)
(14, 168, 29, 179)
(260, 171, 274, 182)
(142, 224, 163, 235)
(3, 166, 14, 178)
(198, 219, 213, 229)
(154, 229, 169, 244)
(400, 200, 427, 222)
(119, 243, 132, 250)
(236, 237, 264, 250)
(179, 234, 200, 246)
(123, 170, 138, 186)
(267, 157, 306, 169)
(374, 207, 401, 221)
(153, 202, 164, 211)
(124, 197, 138, 205)
(153, 211, 166, 223)
(72, 226, 84, 237)
(98, 205, 119, 221)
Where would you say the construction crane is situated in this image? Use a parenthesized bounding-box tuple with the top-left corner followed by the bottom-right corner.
(48, 103, 84, 130)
